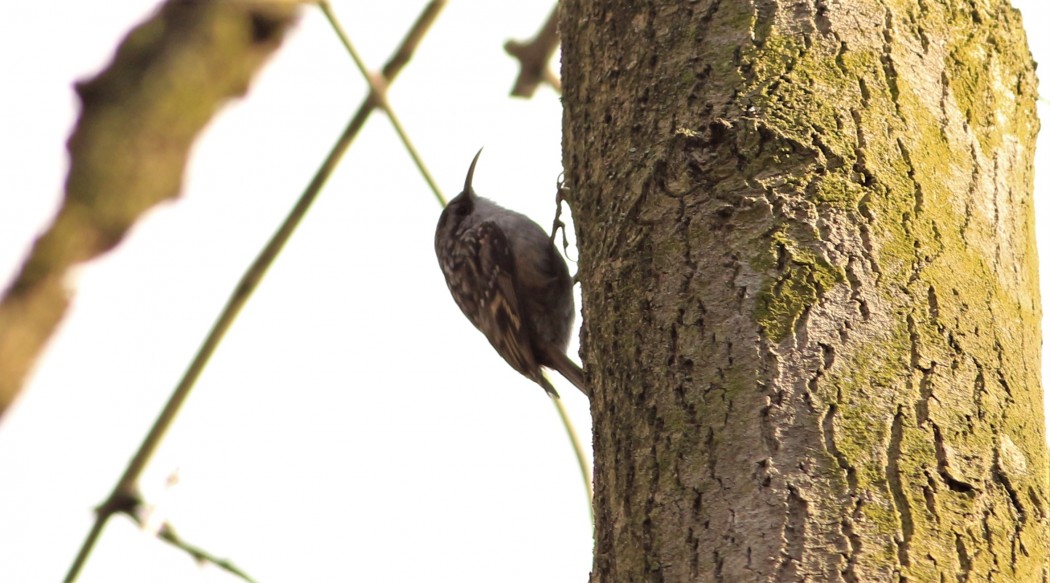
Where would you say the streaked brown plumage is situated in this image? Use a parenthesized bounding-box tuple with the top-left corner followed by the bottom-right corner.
(434, 150, 588, 399)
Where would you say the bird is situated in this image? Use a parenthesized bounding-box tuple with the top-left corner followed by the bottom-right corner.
(434, 149, 589, 399)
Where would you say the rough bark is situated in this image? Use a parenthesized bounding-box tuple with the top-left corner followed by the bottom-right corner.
(0, 0, 300, 416)
(561, 0, 1049, 581)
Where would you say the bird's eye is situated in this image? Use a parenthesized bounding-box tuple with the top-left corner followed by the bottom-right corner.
(453, 200, 473, 216)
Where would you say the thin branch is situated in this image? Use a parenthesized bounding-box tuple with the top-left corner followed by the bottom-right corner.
(552, 397, 594, 525)
(319, 1, 446, 205)
(64, 3, 445, 581)
(153, 522, 258, 583)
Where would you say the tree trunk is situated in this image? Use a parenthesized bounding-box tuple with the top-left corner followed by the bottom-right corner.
(561, 1, 1049, 581)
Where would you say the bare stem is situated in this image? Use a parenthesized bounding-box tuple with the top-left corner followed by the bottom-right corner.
(319, 1, 447, 205)
(553, 396, 594, 526)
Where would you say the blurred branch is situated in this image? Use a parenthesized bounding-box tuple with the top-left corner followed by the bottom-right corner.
(553, 397, 594, 525)
(0, 0, 300, 419)
(152, 522, 258, 583)
(320, 1, 446, 205)
(89, 488, 260, 583)
(64, 2, 445, 581)
(505, 4, 562, 97)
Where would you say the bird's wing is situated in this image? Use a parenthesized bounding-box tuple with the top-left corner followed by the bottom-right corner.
(448, 221, 542, 382)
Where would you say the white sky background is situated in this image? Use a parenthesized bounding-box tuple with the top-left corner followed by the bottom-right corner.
(0, 2, 1046, 582)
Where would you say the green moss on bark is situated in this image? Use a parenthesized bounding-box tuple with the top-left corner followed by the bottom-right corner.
(753, 230, 846, 342)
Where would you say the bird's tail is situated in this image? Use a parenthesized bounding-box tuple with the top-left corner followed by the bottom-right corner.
(547, 351, 590, 399)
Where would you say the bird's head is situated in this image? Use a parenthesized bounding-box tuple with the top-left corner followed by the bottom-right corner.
(436, 148, 483, 234)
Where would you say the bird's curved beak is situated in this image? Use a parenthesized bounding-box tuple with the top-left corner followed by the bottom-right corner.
(464, 148, 483, 197)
